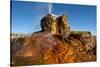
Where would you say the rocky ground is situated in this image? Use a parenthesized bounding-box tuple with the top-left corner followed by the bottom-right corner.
(11, 14, 96, 66)
(11, 32, 96, 66)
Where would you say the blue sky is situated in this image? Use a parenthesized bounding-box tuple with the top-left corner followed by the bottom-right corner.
(11, 1, 96, 35)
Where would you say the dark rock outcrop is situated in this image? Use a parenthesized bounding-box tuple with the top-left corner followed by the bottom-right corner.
(56, 15, 70, 39)
(40, 14, 70, 38)
(41, 14, 57, 34)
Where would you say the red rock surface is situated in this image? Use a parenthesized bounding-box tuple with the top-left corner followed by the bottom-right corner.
(11, 14, 96, 66)
(11, 32, 96, 66)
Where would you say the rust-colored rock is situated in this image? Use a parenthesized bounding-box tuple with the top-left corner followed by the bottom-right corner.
(41, 14, 57, 34)
(11, 14, 96, 66)
(56, 15, 70, 38)
(40, 14, 70, 38)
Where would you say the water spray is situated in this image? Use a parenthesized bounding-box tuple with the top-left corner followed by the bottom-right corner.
(49, 3, 52, 14)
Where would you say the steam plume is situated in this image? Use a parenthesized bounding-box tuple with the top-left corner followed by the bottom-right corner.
(49, 4, 52, 14)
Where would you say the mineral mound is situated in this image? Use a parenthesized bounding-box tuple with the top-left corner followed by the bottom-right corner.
(11, 14, 96, 66)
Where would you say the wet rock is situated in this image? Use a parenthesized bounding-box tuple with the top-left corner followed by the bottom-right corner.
(11, 14, 96, 66)
(56, 15, 70, 39)
(41, 14, 57, 34)
(69, 31, 96, 51)
(40, 14, 70, 38)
